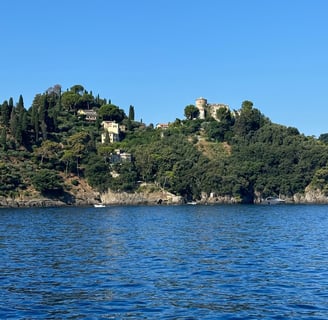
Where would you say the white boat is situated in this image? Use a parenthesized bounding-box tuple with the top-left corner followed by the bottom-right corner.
(94, 204, 106, 208)
(264, 197, 285, 205)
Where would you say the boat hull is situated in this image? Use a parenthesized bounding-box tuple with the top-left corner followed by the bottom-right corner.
(263, 197, 285, 205)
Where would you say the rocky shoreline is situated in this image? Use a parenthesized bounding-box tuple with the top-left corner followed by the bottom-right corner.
(1, 186, 328, 208)
(0, 197, 99, 208)
(0, 187, 184, 208)
(1, 188, 324, 211)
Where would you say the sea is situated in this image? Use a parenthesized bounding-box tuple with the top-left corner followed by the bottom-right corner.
(0, 204, 327, 319)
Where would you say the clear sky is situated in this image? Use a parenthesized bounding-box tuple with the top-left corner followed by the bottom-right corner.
(1, 0, 327, 136)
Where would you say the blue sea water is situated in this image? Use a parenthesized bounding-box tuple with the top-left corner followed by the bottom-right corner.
(0, 205, 328, 319)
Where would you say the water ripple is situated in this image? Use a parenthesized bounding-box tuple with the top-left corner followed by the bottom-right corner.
(0, 205, 328, 319)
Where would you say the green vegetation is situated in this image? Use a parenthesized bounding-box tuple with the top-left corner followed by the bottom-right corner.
(31, 169, 63, 195)
(1, 84, 328, 204)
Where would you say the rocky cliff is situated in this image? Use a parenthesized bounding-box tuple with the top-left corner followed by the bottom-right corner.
(293, 187, 328, 204)
(1, 183, 328, 208)
(0, 182, 183, 208)
(100, 188, 183, 205)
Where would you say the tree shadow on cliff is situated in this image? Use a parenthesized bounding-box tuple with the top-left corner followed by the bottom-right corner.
(41, 189, 76, 205)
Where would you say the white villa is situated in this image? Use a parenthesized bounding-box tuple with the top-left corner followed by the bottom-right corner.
(101, 121, 126, 143)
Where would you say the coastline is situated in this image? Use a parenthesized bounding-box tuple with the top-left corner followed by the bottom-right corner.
(1, 188, 328, 208)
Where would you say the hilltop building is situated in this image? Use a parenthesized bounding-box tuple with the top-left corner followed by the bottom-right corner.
(77, 109, 97, 121)
(195, 97, 229, 121)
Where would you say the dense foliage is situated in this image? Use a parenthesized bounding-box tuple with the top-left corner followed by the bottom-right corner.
(1, 84, 328, 203)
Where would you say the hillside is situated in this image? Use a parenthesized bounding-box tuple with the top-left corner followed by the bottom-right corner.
(1, 84, 328, 206)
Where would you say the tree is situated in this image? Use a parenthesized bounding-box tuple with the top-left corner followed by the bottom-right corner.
(30, 95, 41, 142)
(319, 133, 328, 144)
(84, 156, 112, 192)
(9, 107, 18, 143)
(15, 95, 28, 145)
(204, 121, 226, 142)
(61, 91, 80, 113)
(0, 127, 7, 151)
(70, 84, 84, 95)
(34, 140, 62, 166)
(61, 150, 75, 176)
(98, 104, 126, 122)
(104, 130, 110, 144)
(47, 84, 62, 97)
(65, 131, 91, 176)
(109, 162, 138, 192)
(31, 169, 63, 194)
(241, 100, 253, 110)
(216, 107, 234, 125)
(128, 105, 135, 121)
(0, 163, 21, 195)
(201, 107, 234, 141)
(8, 97, 14, 124)
(39, 95, 48, 140)
(78, 92, 95, 110)
(17, 94, 24, 109)
(184, 104, 199, 120)
(8, 96, 27, 146)
(233, 100, 267, 136)
(1, 100, 10, 127)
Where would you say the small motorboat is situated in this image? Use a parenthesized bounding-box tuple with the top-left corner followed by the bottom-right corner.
(264, 197, 285, 205)
(94, 204, 106, 208)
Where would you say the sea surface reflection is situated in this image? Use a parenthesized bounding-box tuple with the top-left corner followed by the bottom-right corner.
(1, 205, 327, 319)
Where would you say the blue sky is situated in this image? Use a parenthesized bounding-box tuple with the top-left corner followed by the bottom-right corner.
(1, 0, 327, 136)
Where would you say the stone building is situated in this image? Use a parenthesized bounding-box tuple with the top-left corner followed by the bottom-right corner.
(195, 97, 207, 119)
(195, 97, 229, 121)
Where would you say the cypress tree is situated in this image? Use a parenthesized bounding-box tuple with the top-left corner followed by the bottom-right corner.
(1, 100, 10, 127)
(39, 96, 48, 140)
(10, 107, 19, 143)
(32, 104, 39, 142)
(15, 95, 27, 145)
(8, 97, 14, 123)
(8, 97, 14, 111)
(0, 127, 7, 151)
(17, 94, 24, 109)
(129, 105, 135, 121)
(104, 131, 110, 144)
